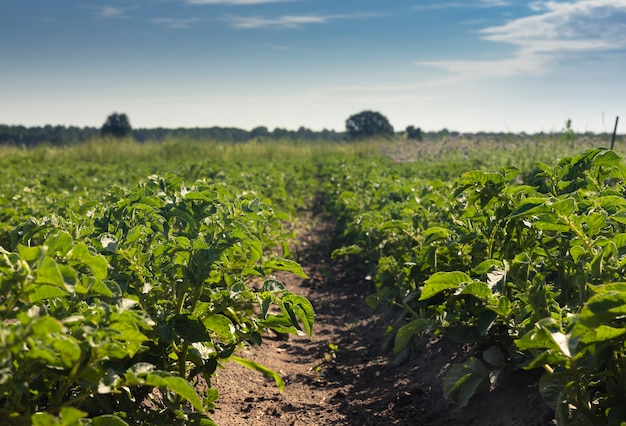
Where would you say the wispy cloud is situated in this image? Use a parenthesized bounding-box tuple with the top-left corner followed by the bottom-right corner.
(417, 0, 626, 78)
(150, 17, 203, 29)
(186, 0, 294, 4)
(99, 7, 124, 18)
(413, 1, 510, 11)
(224, 14, 325, 29)
(223, 12, 379, 29)
(86, 5, 132, 19)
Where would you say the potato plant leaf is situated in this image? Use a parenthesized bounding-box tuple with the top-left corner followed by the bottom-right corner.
(282, 294, 315, 337)
(169, 314, 212, 343)
(420, 271, 472, 300)
(230, 355, 285, 393)
(443, 357, 488, 407)
(393, 318, 428, 355)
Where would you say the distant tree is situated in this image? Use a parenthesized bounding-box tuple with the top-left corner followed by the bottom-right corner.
(101, 113, 132, 138)
(250, 126, 270, 139)
(345, 110, 394, 140)
(405, 125, 422, 141)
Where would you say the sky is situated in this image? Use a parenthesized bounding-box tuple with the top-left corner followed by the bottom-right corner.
(0, 0, 625, 133)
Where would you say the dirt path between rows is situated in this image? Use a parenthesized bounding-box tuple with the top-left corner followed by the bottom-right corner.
(210, 214, 555, 426)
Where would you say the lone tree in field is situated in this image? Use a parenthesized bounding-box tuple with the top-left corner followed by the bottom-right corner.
(101, 113, 132, 138)
(345, 110, 394, 140)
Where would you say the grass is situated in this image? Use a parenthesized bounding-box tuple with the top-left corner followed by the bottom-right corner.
(0, 137, 385, 165)
(0, 134, 622, 178)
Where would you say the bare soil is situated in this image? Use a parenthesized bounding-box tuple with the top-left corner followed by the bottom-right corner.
(210, 215, 555, 426)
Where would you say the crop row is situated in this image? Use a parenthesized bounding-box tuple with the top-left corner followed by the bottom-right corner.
(1, 171, 314, 425)
(322, 148, 626, 424)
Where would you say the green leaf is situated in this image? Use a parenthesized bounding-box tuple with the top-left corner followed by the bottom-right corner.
(260, 280, 285, 292)
(230, 356, 285, 393)
(124, 364, 206, 414)
(516, 326, 557, 351)
(262, 258, 308, 278)
(31, 412, 59, 426)
(420, 271, 472, 300)
(68, 243, 108, 280)
(611, 211, 626, 225)
(569, 245, 586, 263)
(422, 227, 452, 244)
(578, 325, 626, 344)
(282, 294, 315, 337)
(109, 322, 149, 357)
(458, 170, 506, 186)
(203, 315, 236, 344)
(549, 331, 575, 358)
(458, 281, 491, 301)
(58, 407, 87, 425)
(534, 216, 570, 232)
(593, 149, 621, 166)
(53, 337, 82, 367)
(259, 314, 298, 334)
(87, 278, 114, 298)
(17, 245, 45, 262)
(583, 291, 626, 316)
(169, 315, 212, 343)
(539, 372, 569, 410)
(28, 284, 67, 302)
(31, 316, 64, 336)
(551, 198, 576, 216)
(34, 257, 66, 289)
(482, 346, 504, 368)
(509, 198, 549, 218)
(92, 415, 130, 426)
(145, 372, 206, 414)
(471, 259, 502, 275)
(393, 318, 428, 355)
(515, 320, 577, 359)
(443, 357, 488, 407)
(45, 231, 73, 256)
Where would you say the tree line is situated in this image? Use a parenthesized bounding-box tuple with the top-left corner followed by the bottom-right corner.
(0, 120, 344, 147)
(2, 111, 605, 147)
(1, 110, 418, 146)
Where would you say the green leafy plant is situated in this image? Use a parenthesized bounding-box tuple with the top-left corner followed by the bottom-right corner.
(1, 173, 314, 424)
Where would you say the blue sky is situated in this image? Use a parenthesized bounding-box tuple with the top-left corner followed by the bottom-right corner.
(1, 0, 624, 133)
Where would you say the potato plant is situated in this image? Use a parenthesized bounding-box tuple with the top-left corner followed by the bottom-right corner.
(327, 149, 626, 424)
(1, 173, 313, 425)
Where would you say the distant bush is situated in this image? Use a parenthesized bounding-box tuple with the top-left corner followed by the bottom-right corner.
(405, 125, 422, 140)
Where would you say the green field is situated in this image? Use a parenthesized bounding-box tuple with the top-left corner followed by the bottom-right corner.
(1, 135, 625, 425)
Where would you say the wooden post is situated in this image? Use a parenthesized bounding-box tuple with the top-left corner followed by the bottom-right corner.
(610, 116, 619, 150)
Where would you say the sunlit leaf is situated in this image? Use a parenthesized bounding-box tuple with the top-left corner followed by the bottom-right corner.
(420, 271, 472, 300)
(230, 355, 285, 393)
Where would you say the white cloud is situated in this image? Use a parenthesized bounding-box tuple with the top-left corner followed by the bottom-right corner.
(150, 17, 203, 29)
(186, 0, 293, 4)
(85, 5, 137, 19)
(414, 1, 510, 11)
(417, 0, 626, 78)
(224, 14, 326, 29)
(480, 0, 510, 6)
(223, 12, 378, 29)
(99, 7, 124, 18)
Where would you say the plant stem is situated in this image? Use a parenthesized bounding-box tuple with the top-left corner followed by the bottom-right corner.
(572, 362, 602, 426)
(178, 341, 189, 379)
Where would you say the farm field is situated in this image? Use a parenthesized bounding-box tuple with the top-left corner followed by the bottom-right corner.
(1, 135, 626, 425)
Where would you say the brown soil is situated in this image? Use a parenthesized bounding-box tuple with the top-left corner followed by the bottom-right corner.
(210, 215, 555, 426)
